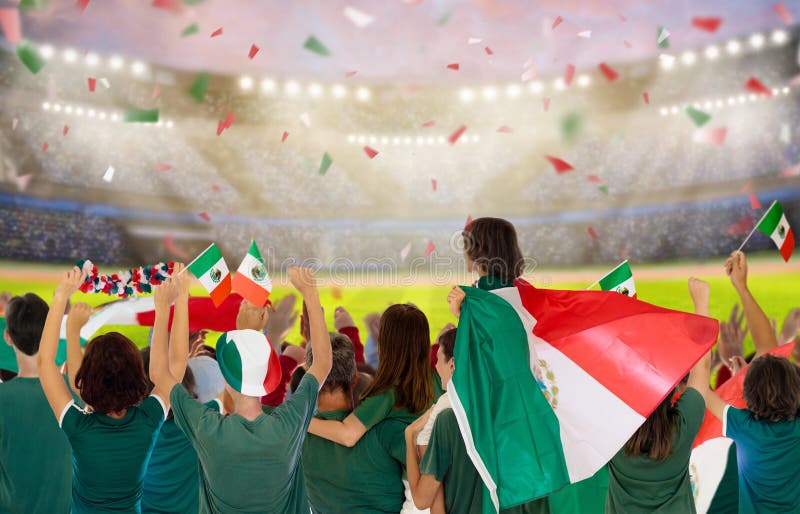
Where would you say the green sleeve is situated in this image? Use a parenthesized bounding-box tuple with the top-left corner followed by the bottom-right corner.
(354, 389, 396, 430)
(60, 403, 89, 436)
(269, 373, 319, 441)
(420, 409, 455, 483)
(170, 383, 221, 448)
(723, 406, 746, 440)
(677, 387, 706, 436)
(138, 395, 167, 428)
(376, 419, 409, 465)
(205, 399, 222, 413)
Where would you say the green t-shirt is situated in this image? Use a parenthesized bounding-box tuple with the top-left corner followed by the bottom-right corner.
(0, 317, 86, 374)
(141, 400, 222, 514)
(354, 388, 423, 429)
(606, 387, 705, 514)
(420, 408, 550, 514)
(303, 409, 408, 513)
(170, 373, 319, 514)
(724, 405, 800, 513)
(0, 377, 73, 514)
(61, 395, 166, 513)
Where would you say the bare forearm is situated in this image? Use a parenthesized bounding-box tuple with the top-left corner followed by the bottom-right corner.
(150, 309, 173, 385)
(66, 328, 83, 393)
(39, 297, 66, 364)
(737, 285, 777, 356)
(308, 415, 364, 447)
(305, 294, 331, 384)
(168, 295, 189, 381)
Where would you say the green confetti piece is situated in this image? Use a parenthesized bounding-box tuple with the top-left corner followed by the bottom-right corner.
(123, 108, 159, 123)
(560, 112, 582, 143)
(19, 0, 50, 10)
(16, 42, 45, 74)
(685, 106, 711, 127)
(183, 0, 204, 4)
(319, 152, 333, 175)
(189, 73, 209, 103)
(181, 23, 199, 37)
(598, 185, 609, 195)
(437, 10, 454, 26)
(303, 35, 330, 57)
(657, 26, 669, 48)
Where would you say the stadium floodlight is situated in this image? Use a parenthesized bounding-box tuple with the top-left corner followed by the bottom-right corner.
(356, 135, 366, 144)
(109, 56, 124, 70)
(482, 86, 498, 101)
(53, 103, 62, 112)
(772, 29, 788, 45)
(715, 99, 724, 108)
(166, 120, 174, 128)
(369, 136, 377, 144)
(703, 100, 712, 109)
(65, 105, 73, 114)
(553, 78, 565, 91)
(284, 80, 300, 95)
(87, 109, 96, 117)
(63, 48, 78, 63)
(783, 86, 790, 94)
(529, 81, 544, 94)
(75, 107, 84, 116)
(39, 45, 54, 59)
(659, 54, 676, 70)
(459, 88, 475, 103)
(658, 107, 668, 116)
(415, 137, 424, 145)
(381, 136, 389, 145)
(437, 136, 446, 144)
(42, 102, 50, 111)
(681, 51, 697, 65)
(472, 135, 480, 143)
(98, 111, 107, 120)
(505, 84, 521, 98)
(110, 113, 119, 121)
(727, 96, 736, 105)
(704, 46, 720, 60)
(331, 84, 347, 99)
(392, 137, 401, 145)
(347, 134, 356, 143)
(85, 53, 100, 67)
(355, 87, 371, 102)
(737, 95, 746, 104)
(669, 106, 678, 114)
(308, 83, 323, 98)
(260, 78, 277, 94)
(426, 136, 435, 145)
(131, 61, 146, 76)
(749, 33, 765, 49)
(239, 76, 254, 91)
(403, 136, 412, 144)
(726, 40, 741, 55)
(577, 74, 591, 87)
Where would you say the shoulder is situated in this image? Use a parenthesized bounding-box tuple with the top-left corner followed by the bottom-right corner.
(677, 388, 705, 417)
(432, 407, 458, 431)
(137, 395, 167, 425)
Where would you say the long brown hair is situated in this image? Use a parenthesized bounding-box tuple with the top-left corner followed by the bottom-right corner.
(360, 304, 433, 414)
(463, 217, 524, 282)
(744, 354, 800, 422)
(624, 392, 679, 461)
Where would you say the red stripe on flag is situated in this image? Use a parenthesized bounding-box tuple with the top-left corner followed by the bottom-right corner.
(210, 274, 232, 307)
(780, 228, 795, 261)
(232, 273, 271, 307)
(135, 294, 243, 332)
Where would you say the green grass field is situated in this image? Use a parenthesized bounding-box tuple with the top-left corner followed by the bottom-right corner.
(0, 258, 798, 356)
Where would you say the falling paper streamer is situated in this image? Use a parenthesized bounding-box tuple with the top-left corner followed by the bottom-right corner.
(431, 179, 438, 191)
(345, 70, 358, 78)
(642, 92, 649, 104)
(618, 13, 626, 21)
(124, 108, 159, 123)
(561, 113, 581, 142)
(343, 5, 374, 27)
(497, 126, 513, 133)
(781, 164, 800, 177)
(18, 0, 49, 10)
(598, 185, 609, 195)
(447, 63, 460, 70)
(319, 152, 333, 175)
(16, 42, 45, 74)
(210, 27, 223, 37)
(624, 40, 633, 48)
(155, 162, 172, 172)
(11, 118, 17, 130)
(421, 120, 436, 127)
(749, 194, 762, 210)
(693, 126, 727, 145)
(424, 240, 436, 257)
(62, 125, 69, 136)
(598, 62, 619, 82)
(189, 73, 209, 102)
(300, 113, 311, 127)
(210, 184, 222, 192)
(741, 182, 752, 193)
(564, 64, 575, 86)
(88, 77, 96, 92)
(448, 125, 466, 144)
(15, 174, 32, 191)
(102, 166, 115, 183)
(0, 8, 22, 44)
(545, 155, 574, 174)
(400, 242, 412, 261)
(99, 77, 110, 88)
(551, 16, 563, 30)
(543, 98, 551, 112)
(181, 23, 198, 37)
(780, 124, 791, 144)
(521, 67, 536, 82)
(151, 85, 161, 100)
(151, 0, 182, 12)
(304, 35, 330, 56)
(685, 106, 711, 127)
(577, 30, 591, 38)
(744, 76, 772, 96)
(588, 227, 598, 239)
(587, 175, 602, 184)
(467, 37, 483, 44)
(76, 0, 90, 12)
(774, 2, 793, 24)
(248, 44, 259, 59)
(41, 142, 48, 152)
(657, 26, 670, 48)
(484, 47, 493, 55)
(198, 212, 211, 222)
(281, 131, 289, 142)
(363, 146, 379, 159)
(691, 17, 722, 32)
(163, 236, 189, 260)
(465, 215, 473, 230)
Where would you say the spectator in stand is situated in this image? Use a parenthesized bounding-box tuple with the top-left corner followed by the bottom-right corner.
(364, 312, 381, 368)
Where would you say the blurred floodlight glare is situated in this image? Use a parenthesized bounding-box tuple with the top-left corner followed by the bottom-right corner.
(356, 87, 371, 102)
(704, 46, 720, 60)
(772, 30, 788, 45)
(239, 76, 254, 90)
(63, 49, 78, 63)
(726, 40, 741, 55)
(749, 33, 765, 49)
(109, 56, 124, 70)
(681, 51, 697, 65)
(459, 88, 475, 102)
(39, 45, 54, 59)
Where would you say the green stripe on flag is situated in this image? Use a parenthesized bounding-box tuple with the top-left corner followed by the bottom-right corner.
(757, 201, 783, 234)
(248, 240, 263, 261)
(188, 243, 223, 276)
(124, 108, 159, 123)
(16, 42, 45, 74)
(599, 262, 633, 291)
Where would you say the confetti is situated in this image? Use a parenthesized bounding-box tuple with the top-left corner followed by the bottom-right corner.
(552, 16, 563, 30)
(561, 113, 581, 142)
(774, 2, 793, 24)
(431, 178, 438, 191)
(88, 77, 96, 92)
(151, 85, 161, 99)
(155, 162, 172, 172)
(484, 46, 493, 55)
(448, 125, 467, 144)
(694, 126, 727, 145)
(588, 227, 598, 239)
(181, 23, 198, 37)
(437, 9, 453, 26)
(780, 124, 791, 144)
(364, 146, 379, 159)
(587, 175, 602, 184)
(598, 62, 619, 82)
(198, 212, 211, 222)
(188, 73, 208, 102)
(464, 215, 473, 230)
(598, 185, 609, 195)
(345, 70, 358, 78)
(400, 242, 412, 261)
(685, 106, 711, 127)
(577, 30, 591, 38)
(421, 120, 436, 127)
(319, 152, 333, 175)
(18, 0, 48, 9)
(543, 98, 550, 111)
(62, 125, 69, 136)
(124, 108, 159, 123)
(658, 53, 675, 67)
(15, 174, 32, 192)
(623, 40, 633, 48)
(102, 165, 115, 183)
(780, 164, 800, 177)
(151, 0, 182, 12)
(447, 63, 460, 71)
(76, 0, 90, 12)
(304, 35, 330, 56)
(0, 8, 21, 44)
(41, 142, 48, 152)
(545, 155, 574, 174)
(749, 194, 762, 210)
(216, 121, 225, 136)
(642, 92, 649, 104)
(210, 27, 223, 38)
(741, 182, 752, 193)
(343, 5, 374, 27)
(467, 37, 483, 45)
(619, 248, 630, 259)
(300, 112, 311, 127)
(425, 240, 436, 257)
(564, 64, 575, 86)
(521, 67, 536, 82)
(497, 125, 513, 133)
(210, 184, 222, 192)
(725, 215, 755, 236)
(281, 131, 289, 142)
(16, 42, 45, 74)
(744, 76, 771, 96)
(223, 112, 236, 129)
(11, 118, 17, 130)
(618, 13, 626, 22)
(248, 44, 259, 59)
(99, 77, 110, 88)
(691, 17, 722, 32)
(163, 236, 189, 260)
(657, 26, 670, 48)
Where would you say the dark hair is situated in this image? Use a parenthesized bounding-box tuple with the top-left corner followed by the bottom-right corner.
(624, 392, 679, 461)
(5, 294, 49, 356)
(361, 304, 433, 414)
(307, 333, 356, 395)
(76, 333, 148, 415)
(289, 366, 306, 393)
(140, 347, 197, 414)
(438, 328, 456, 361)
(743, 354, 800, 422)
(353, 372, 373, 409)
(462, 217, 524, 281)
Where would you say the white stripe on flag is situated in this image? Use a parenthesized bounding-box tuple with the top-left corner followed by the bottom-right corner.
(690, 437, 734, 514)
(197, 257, 229, 294)
(238, 252, 272, 288)
(770, 213, 790, 248)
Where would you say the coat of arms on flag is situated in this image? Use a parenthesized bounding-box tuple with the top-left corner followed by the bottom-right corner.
(232, 240, 273, 307)
(187, 243, 231, 307)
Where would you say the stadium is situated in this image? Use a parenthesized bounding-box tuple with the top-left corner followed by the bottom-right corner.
(0, 1, 799, 514)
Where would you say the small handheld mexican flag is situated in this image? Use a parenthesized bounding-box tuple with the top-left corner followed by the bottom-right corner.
(597, 260, 636, 298)
(187, 243, 231, 307)
(232, 240, 272, 307)
(756, 201, 794, 262)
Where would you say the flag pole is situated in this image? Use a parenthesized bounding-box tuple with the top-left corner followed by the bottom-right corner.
(736, 201, 775, 252)
(586, 260, 628, 290)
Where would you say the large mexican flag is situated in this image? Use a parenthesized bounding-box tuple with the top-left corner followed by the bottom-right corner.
(451, 280, 719, 513)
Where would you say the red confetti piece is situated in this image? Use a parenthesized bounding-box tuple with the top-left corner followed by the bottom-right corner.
(222, 112, 236, 129)
(151, 0, 182, 12)
(642, 92, 649, 104)
(749, 194, 762, 210)
(41, 142, 48, 152)
(623, 40, 632, 48)
(0, 8, 21, 44)
(15, 174, 32, 192)
(618, 13, 627, 22)
(425, 240, 436, 257)
(151, 84, 161, 99)
(521, 67, 537, 82)
(198, 212, 211, 222)
(345, 70, 358, 78)
(87, 77, 96, 92)
(448, 125, 467, 145)
(62, 125, 69, 136)
(431, 178, 438, 191)
(564, 64, 575, 86)
(725, 215, 755, 236)
(598, 62, 619, 82)
(464, 215, 473, 230)
(155, 163, 172, 172)
(543, 98, 551, 112)
(421, 120, 436, 127)
(210, 27, 223, 38)
(620, 248, 630, 259)
(76, 0, 90, 12)
(691, 17, 723, 32)
(447, 63, 460, 71)
(741, 182, 752, 193)
(774, 2, 793, 24)
(163, 235, 189, 260)
(11, 118, 17, 130)
(552, 16, 563, 30)
(248, 44, 259, 59)
(545, 155, 574, 174)
(281, 131, 289, 142)
(744, 76, 771, 96)
(588, 227, 598, 239)
(587, 175, 602, 184)
(704, 126, 727, 145)
(216, 120, 225, 136)
(363, 146, 379, 159)
(497, 125, 513, 133)
(211, 184, 222, 192)
(780, 164, 800, 177)
(484, 46, 493, 55)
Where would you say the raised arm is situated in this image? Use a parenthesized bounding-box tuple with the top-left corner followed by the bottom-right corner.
(149, 278, 181, 407)
(38, 267, 85, 419)
(168, 263, 190, 382)
(290, 267, 330, 386)
(65, 303, 92, 395)
(725, 251, 777, 358)
(687, 277, 726, 420)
